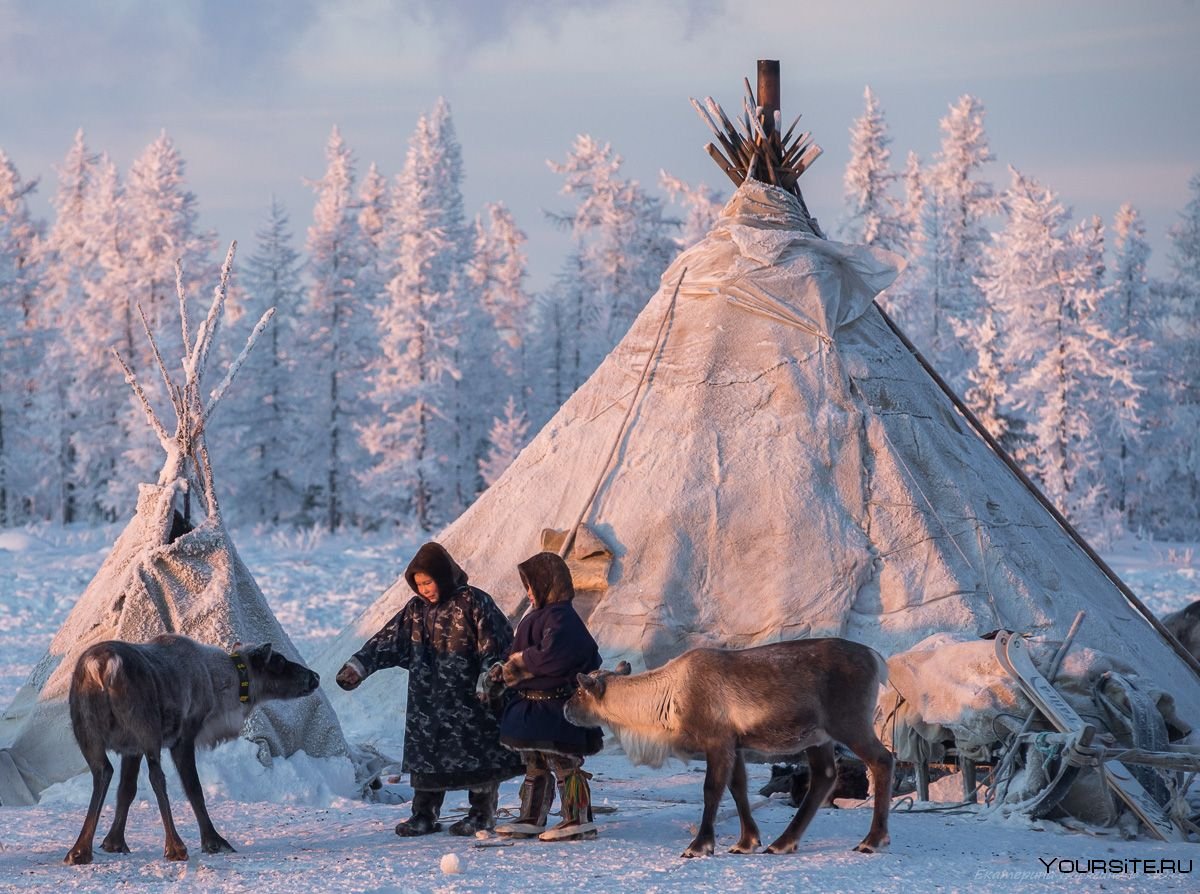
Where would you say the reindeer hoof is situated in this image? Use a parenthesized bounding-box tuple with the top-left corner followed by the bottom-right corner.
(164, 845, 189, 862)
(729, 838, 761, 854)
(682, 837, 715, 858)
(202, 836, 236, 854)
(100, 836, 130, 854)
(64, 848, 93, 865)
(765, 838, 798, 855)
(853, 835, 889, 854)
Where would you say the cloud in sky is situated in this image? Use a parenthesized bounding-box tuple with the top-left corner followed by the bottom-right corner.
(1, 0, 1197, 286)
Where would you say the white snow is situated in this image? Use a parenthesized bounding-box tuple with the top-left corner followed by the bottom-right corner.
(0, 530, 40, 552)
(0, 525, 1196, 891)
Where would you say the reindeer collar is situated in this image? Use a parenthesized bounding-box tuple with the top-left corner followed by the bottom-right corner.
(230, 651, 251, 703)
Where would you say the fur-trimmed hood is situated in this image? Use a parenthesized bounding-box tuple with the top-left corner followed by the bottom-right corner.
(517, 552, 575, 609)
(404, 542, 468, 602)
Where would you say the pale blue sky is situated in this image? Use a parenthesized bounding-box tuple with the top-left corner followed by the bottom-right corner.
(2, 0, 1198, 287)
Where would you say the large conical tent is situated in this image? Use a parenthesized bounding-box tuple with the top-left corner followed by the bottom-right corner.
(317, 67, 1200, 760)
(0, 249, 354, 806)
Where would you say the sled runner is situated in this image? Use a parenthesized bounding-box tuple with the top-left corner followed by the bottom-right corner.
(994, 631, 1184, 841)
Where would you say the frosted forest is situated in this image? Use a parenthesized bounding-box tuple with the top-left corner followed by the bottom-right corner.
(1, 89, 1198, 542)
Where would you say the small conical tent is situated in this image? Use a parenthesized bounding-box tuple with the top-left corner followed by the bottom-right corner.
(0, 249, 353, 805)
(317, 69, 1200, 765)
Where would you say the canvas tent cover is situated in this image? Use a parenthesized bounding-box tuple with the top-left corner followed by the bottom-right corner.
(0, 475, 352, 806)
(317, 181, 1200, 751)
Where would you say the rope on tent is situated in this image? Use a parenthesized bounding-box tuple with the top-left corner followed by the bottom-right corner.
(874, 424, 994, 614)
(974, 524, 1007, 633)
(556, 269, 686, 561)
(871, 299, 1200, 685)
(680, 261, 834, 346)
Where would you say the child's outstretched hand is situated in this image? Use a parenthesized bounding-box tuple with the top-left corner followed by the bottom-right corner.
(336, 662, 363, 691)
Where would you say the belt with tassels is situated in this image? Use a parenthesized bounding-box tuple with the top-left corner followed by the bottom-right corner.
(516, 685, 575, 701)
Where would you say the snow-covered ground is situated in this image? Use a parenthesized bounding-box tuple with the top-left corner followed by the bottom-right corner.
(1, 525, 1197, 892)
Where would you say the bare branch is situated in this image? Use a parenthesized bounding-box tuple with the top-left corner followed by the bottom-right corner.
(175, 258, 191, 361)
(188, 241, 237, 384)
(195, 439, 221, 519)
(111, 348, 172, 448)
(203, 307, 276, 425)
(137, 304, 183, 423)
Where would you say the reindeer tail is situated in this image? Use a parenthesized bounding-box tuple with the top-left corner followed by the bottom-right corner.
(79, 648, 122, 692)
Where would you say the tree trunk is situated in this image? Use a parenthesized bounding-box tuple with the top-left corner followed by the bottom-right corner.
(328, 286, 342, 533)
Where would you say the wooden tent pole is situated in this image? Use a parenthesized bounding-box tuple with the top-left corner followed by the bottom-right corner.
(557, 270, 686, 560)
(872, 300, 1200, 683)
(756, 59, 779, 138)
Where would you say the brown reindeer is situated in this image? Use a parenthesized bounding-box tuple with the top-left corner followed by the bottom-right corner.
(564, 638, 893, 858)
(65, 634, 320, 865)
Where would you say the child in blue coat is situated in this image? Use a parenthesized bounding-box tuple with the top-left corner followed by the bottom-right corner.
(492, 552, 603, 840)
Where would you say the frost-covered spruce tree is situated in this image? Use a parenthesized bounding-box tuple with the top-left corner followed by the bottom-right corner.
(920, 96, 996, 385)
(952, 307, 1007, 441)
(841, 86, 903, 250)
(990, 170, 1136, 531)
(359, 102, 465, 531)
(356, 161, 391, 317)
(880, 151, 928, 334)
(213, 198, 306, 525)
(34, 131, 102, 522)
(1064, 215, 1140, 535)
(304, 126, 374, 531)
(479, 395, 530, 488)
(66, 155, 129, 520)
(404, 99, 478, 511)
(0, 149, 46, 525)
(524, 262, 577, 430)
(1108, 203, 1152, 525)
(40, 132, 99, 321)
(104, 132, 215, 517)
(659, 171, 723, 248)
(467, 201, 530, 423)
(526, 249, 590, 427)
(1151, 172, 1200, 534)
(549, 135, 677, 367)
(979, 167, 1071, 469)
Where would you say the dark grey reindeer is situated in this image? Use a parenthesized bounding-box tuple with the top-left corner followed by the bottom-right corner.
(564, 638, 893, 858)
(65, 634, 319, 865)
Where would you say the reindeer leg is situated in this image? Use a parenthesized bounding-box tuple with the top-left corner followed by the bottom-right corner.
(146, 752, 188, 861)
(727, 750, 761, 854)
(64, 751, 113, 865)
(844, 734, 894, 853)
(101, 754, 142, 853)
(171, 738, 235, 854)
(766, 741, 837, 855)
(683, 743, 734, 858)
